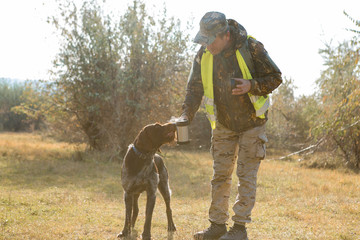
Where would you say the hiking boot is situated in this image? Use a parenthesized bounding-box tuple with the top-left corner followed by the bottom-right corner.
(219, 224, 248, 240)
(193, 221, 227, 240)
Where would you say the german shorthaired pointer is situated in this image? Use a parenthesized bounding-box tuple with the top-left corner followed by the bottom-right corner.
(118, 123, 177, 240)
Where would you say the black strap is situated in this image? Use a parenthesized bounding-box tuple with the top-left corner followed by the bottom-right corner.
(238, 38, 255, 76)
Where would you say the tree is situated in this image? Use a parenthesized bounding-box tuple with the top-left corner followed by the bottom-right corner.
(312, 12, 360, 168)
(11, 80, 70, 135)
(267, 78, 318, 150)
(50, 0, 192, 152)
(0, 79, 29, 131)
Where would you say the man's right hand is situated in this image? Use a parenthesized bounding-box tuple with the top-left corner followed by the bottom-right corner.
(231, 78, 251, 95)
(179, 114, 189, 123)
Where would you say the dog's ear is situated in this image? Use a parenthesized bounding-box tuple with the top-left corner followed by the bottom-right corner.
(134, 125, 152, 152)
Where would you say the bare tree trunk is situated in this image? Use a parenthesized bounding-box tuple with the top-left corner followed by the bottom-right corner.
(332, 134, 350, 163)
(354, 135, 360, 168)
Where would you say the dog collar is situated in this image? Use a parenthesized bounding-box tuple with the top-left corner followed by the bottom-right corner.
(130, 144, 156, 160)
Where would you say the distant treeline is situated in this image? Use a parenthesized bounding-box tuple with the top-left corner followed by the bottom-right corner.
(0, 78, 42, 132)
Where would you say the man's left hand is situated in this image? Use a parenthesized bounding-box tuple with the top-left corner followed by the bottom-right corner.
(232, 78, 251, 95)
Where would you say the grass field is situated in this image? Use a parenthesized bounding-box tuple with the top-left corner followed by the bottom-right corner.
(0, 132, 359, 239)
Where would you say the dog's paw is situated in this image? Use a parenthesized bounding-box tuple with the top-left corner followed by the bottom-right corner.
(168, 224, 177, 232)
(141, 234, 151, 240)
(117, 231, 129, 238)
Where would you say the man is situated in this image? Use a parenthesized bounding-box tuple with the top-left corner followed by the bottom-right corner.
(180, 12, 282, 240)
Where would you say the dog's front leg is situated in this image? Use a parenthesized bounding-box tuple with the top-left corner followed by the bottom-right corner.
(131, 193, 140, 228)
(158, 169, 176, 232)
(118, 192, 133, 238)
(142, 189, 156, 240)
(160, 190, 176, 232)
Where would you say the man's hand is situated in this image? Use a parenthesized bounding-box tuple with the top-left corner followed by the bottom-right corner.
(231, 78, 251, 95)
(179, 114, 189, 122)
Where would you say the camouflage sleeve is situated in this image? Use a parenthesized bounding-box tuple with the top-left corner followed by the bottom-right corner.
(181, 48, 204, 122)
(248, 38, 282, 96)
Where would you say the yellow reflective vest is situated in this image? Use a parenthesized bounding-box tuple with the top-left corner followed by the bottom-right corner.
(201, 37, 270, 130)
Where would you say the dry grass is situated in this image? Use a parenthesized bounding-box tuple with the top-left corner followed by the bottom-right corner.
(0, 132, 359, 239)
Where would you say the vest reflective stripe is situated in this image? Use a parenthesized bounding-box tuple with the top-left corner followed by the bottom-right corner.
(249, 93, 270, 117)
(201, 44, 270, 129)
(203, 96, 214, 106)
(201, 49, 216, 130)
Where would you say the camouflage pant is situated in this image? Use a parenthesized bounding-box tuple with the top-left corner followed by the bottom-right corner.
(209, 122, 267, 225)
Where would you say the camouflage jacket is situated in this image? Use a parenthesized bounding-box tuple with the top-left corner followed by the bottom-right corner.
(181, 19, 282, 132)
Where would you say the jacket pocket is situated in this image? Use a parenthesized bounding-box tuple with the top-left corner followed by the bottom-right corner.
(256, 133, 268, 160)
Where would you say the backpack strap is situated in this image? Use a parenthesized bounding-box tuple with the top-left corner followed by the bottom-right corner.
(238, 36, 255, 76)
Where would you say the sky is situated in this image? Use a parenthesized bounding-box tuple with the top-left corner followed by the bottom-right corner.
(0, 0, 359, 96)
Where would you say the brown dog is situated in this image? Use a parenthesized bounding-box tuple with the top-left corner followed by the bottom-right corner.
(118, 123, 177, 240)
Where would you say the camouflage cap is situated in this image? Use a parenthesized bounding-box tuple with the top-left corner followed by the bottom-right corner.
(193, 12, 229, 46)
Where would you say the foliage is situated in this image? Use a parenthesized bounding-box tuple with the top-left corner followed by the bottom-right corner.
(11, 81, 48, 132)
(49, 0, 192, 152)
(10, 80, 81, 141)
(268, 12, 360, 170)
(312, 12, 360, 168)
(267, 78, 319, 150)
(0, 79, 29, 131)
